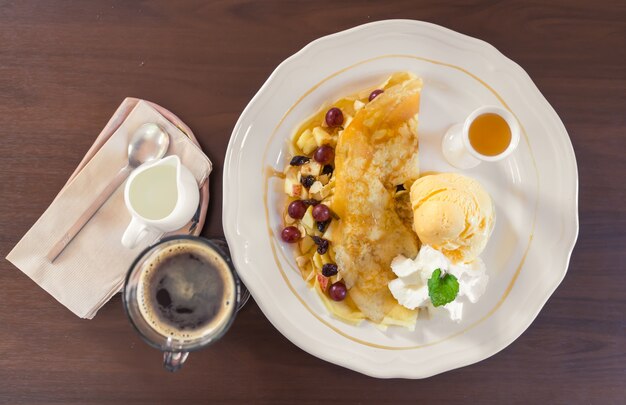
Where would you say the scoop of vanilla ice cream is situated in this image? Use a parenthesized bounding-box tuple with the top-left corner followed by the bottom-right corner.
(410, 173, 494, 263)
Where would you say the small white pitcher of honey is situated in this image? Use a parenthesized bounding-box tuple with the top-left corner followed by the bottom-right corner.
(442, 105, 520, 169)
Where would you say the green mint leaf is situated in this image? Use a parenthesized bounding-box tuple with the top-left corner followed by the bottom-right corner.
(428, 268, 459, 307)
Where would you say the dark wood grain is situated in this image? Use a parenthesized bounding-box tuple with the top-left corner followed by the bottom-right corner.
(1, 0, 624, 403)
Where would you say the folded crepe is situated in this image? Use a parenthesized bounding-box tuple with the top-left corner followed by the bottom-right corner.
(332, 72, 423, 323)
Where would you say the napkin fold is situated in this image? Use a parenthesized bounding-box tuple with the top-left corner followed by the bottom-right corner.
(6, 100, 212, 319)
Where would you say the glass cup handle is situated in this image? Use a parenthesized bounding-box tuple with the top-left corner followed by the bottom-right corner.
(163, 351, 189, 372)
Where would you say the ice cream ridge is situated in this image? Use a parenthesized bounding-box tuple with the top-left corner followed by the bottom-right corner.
(410, 173, 495, 263)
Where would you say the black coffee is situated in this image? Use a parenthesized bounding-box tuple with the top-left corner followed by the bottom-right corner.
(138, 241, 236, 340)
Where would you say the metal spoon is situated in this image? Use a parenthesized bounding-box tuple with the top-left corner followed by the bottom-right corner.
(47, 123, 170, 262)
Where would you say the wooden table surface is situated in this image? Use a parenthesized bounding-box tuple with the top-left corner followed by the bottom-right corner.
(1, 1, 624, 403)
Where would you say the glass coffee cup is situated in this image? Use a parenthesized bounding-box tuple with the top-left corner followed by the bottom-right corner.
(123, 235, 244, 371)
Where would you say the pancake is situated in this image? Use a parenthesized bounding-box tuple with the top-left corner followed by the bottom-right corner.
(332, 73, 423, 322)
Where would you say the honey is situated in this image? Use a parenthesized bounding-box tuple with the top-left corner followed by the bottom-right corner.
(468, 113, 511, 156)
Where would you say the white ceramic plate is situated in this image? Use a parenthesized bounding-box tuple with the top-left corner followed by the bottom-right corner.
(223, 20, 578, 378)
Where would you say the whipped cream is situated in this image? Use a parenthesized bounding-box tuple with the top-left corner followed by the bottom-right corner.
(388, 245, 488, 322)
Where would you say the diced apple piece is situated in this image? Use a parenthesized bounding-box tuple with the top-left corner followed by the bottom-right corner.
(309, 181, 323, 194)
(321, 196, 333, 210)
(296, 128, 317, 154)
(299, 235, 315, 253)
(300, 161, 321, 177)
(313, 126, 335, 147)
(344, 115, 353, 128)
(317, 274, 329, 292)
(301, 205, 315, 231)
(312, 252, 323, 270)
(296, 128, 311, 150)
(327, 244, 336, 261)
(323, 220, 337, 242)
(313, 181, 333, 201)
(295, 255, 309, 268)
(284, 167, 302, 197)
(303, 138, 318, 154)
(320, 182, 332, 198)
(354, 99, 365, 111)
(284, 176, 303, 197)
(296, 223, 306, 239)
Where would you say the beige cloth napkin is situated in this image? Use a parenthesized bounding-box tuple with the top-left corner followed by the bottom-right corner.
(6, 100, 212, 319)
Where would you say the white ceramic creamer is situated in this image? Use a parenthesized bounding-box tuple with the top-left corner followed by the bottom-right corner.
(122, 155, 199, 249)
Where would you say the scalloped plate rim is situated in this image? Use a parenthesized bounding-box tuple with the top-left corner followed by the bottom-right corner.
(223, 19, 579, 378)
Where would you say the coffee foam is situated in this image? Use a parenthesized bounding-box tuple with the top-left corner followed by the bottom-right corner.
(136, 241, 236, 341)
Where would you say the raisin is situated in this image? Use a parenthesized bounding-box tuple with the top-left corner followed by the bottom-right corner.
(317, 220, 330, 232)
(290, 155, 310, 166)
(322, 263, 338, 277)
(317, 240, 329, 255)
(311, 236, 329, 255)
(300, 175, 315, 188)
(396, 184, 406, 192)
(302, 199, 320, 206)
(369, 89, 384, 101)
(322, 165, 334, 175)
